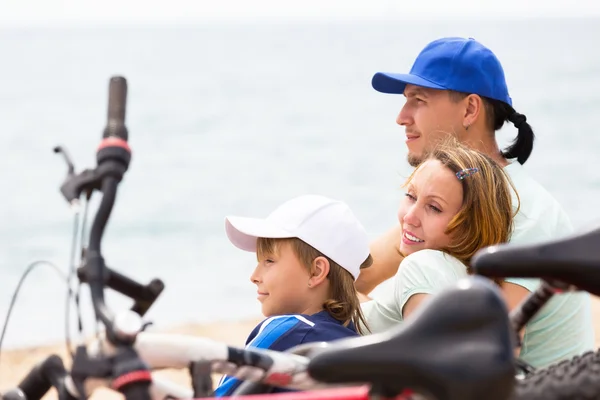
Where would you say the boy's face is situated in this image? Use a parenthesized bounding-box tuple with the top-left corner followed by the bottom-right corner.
(250, 241, 312, 316)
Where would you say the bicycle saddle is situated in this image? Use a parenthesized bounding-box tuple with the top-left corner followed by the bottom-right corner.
(472, 225, 600, 295)
(307, 276, 516, 400)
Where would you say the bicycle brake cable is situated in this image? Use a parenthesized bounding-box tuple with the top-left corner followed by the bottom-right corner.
(0, 260, 69, 375)
(0, 189, 86, 373)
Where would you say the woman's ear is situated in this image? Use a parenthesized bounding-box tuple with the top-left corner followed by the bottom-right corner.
(308, 256, 330, 288)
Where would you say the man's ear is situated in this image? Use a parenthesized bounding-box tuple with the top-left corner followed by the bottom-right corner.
(308, 256, 330, 288)
(463, 94, 484, 129)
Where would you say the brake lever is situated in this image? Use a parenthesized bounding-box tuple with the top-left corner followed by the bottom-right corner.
(189, 361, 213, 398)
(54, 146, 75, 176)
(54, 145, 99, 206)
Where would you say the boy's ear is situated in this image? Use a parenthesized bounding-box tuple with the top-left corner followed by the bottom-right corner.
(308, 256, 330, 288)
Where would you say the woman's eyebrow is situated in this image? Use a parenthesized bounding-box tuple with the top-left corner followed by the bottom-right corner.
(424, 193, 448, 205)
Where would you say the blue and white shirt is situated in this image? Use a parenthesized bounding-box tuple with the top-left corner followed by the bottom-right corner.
(214, 310, 357, 397)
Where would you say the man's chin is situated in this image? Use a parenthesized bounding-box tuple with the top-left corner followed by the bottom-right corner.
(407, 153, 423, 167)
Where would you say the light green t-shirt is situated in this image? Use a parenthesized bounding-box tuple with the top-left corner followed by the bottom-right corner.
(361, 250, 468, 333)
(361, 250, 594, 369)
(362, 161, 595, 369)
(502, 161, 594, 368)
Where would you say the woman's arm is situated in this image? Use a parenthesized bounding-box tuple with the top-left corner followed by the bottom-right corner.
(402, 281, 529, 357)
(403, 282, 530, 317)
(361, 250, 461, 334)
(357, 291, 372, 303)
(355, 224, 404, 295)
(402, 293, 430, 318)
(500, 281, 530, 346)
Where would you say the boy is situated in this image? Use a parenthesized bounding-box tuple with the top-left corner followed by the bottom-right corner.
(214, 194, 372, 396)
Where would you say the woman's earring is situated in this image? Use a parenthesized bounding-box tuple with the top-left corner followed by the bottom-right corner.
(464, 124, 470, 131)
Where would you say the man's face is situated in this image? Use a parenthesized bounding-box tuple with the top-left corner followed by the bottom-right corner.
(397, 85, 466, 166)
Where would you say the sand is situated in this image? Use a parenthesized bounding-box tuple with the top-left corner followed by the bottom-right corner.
(1, 298, 599, 400)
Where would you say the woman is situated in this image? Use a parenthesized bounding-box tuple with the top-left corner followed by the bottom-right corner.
(360, 139, 594, 368)
(362, 138, 515, 329)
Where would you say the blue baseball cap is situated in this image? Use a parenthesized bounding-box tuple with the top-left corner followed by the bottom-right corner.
(372, 37, 512, 106)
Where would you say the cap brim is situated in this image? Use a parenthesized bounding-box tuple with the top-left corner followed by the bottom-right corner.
(372, 72, 447, 94)
(225, 216, 293, 252)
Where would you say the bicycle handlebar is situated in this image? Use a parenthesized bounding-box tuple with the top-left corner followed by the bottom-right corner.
(86, 77, 132, 340)
(44, 76, 165, 399)
(104, 76, 128, 141)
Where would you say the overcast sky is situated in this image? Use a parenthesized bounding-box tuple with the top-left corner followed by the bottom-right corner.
(2, 0, 599, 27)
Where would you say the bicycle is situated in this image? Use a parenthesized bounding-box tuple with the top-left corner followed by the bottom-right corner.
(0, 75, 598, 400)
(472, 224, 600, 400)
(0, 75, 517, 400)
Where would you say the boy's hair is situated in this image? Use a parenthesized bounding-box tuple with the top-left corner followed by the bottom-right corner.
(257, 237, 372, 334)
(403, 137, 519, 272)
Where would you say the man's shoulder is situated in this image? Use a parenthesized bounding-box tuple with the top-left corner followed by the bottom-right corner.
(505, 162, 563, 209)
(504, 162, 573, 243)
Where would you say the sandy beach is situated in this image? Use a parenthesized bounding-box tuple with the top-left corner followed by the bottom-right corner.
(1, 298, 599, 400)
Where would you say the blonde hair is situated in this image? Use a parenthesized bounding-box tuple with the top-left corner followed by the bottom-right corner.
(403, 137, 519, 274)
(257, 237, 372, 334)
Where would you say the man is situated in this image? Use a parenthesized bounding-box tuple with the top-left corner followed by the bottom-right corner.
(356, 37, 593, 368)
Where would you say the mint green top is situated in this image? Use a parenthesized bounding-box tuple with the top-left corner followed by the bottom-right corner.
(361, 250, 594, 368)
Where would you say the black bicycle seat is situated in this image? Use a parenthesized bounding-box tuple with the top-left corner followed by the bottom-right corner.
(307, 276, 515, 400)
(472, 226, 600, 295)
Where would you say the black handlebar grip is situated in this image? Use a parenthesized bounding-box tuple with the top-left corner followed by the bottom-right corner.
(14, 355, 67, 400)
(103, 76, 129, 141)
(119, 381, 152, 400)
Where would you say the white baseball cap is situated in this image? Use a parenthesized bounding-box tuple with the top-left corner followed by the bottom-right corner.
(225, 194, 370, 280)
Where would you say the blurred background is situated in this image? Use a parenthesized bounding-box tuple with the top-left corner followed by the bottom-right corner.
(1, 0, 599, 349)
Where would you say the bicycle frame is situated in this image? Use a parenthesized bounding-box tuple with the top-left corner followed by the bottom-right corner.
(69, 378, 406, 400)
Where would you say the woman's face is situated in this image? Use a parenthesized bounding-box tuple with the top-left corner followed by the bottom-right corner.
(398, 159, 464, 256)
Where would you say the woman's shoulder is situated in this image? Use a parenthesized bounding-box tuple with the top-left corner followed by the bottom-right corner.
(398, 250, 468, 282)
(401, 249, 465, 268)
